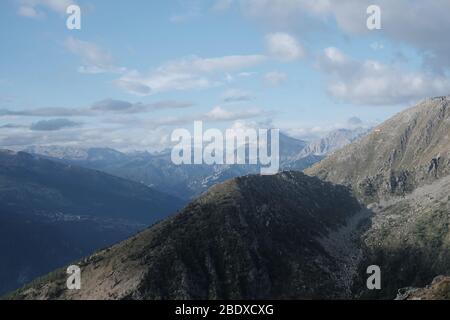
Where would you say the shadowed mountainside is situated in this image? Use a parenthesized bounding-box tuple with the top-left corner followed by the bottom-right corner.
(0, 150, 184, 295)
(306, 97, 450, 299)
(7, 172, 368, 300)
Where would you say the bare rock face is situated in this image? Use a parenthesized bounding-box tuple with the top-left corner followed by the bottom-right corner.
(306, 97, 450, 298)
(355, 174, 450, 299)
(396, 276, 450, 300)
(306, 96, 450, 203)
(306, 97, 450, 299)
(6, 172, 366, 300)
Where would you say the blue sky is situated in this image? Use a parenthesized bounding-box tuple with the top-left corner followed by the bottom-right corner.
(1, 0, 450, 151)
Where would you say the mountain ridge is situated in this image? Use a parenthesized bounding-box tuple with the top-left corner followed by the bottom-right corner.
(305, 96, 450, 298)
(23, 129, 366, 199)
(6, 171, 367, 300)
(306, 96, 450, 203)
(0, 149, 184, 295)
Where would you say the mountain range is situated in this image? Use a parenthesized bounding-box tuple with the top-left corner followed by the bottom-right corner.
(7, 172, 367, 300)
(0, 127, 365, 296)
(24, 130, 366, 200)
(0, 150, 183, 295)
(5, 97, 450, 300)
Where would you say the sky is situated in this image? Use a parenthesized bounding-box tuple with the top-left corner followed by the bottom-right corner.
(1, 0, 450, 151)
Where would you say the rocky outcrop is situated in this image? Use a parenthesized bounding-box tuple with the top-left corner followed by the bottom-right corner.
(396, 276, 450, 300)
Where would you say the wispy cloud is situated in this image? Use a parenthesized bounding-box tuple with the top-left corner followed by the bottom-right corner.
(65, 37, 125, 74)
(0, 123, 27, 129)
(116, 54, 266, 96)
(0, 107, 89, 117)
(17, 0, 76, 18)
(30, 118, 81, 131)
(317, 47, 450, 106)
(221, 88, 252, 103)
(109, 105, 271, 128)
(0, 99, 194, 117)
(0, 106, 269, 150)
(203, 105, 261, 121)
(265, 32, 304, 62)
(91, 99, 194, 113)
(211, 0, 234, 12)
(264, 71, 288, 86)
(169, 0, 202, 23)
(232, 0, 450, 74)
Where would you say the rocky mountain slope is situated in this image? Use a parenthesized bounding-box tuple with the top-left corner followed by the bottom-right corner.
(7, 172, 367, 300)
(306, 97, 450, 299)
(396, 276, 450, 300)
(306, 96, 450, 203)
(0, 150, 184, 295)
(354, 174, 450, 298)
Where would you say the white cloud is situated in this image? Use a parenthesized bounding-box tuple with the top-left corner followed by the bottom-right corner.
(239, 0, 327, 19)
(237, 0, 331, 33)
(18, 5, 41, 18)
(236, 0, 450, 73)
(0, 99, 194, 118)
(264, 71, 287, 86)
(116, 70, 212, 96)
(162, 55, 266, 73)
(329, 0, 450, 73)
(91, 99, 194, 113)
(30, 118, 80, 131)
(0, 104, 271, 151)
(65, 37, 124, 74)
(17, 0, 75, 18)
(211, 0, 234, 12)
(224, 71, 256, 83)
(0, 107, 89, 117)
(317, 47, 450, 106)
(169, 0, 202, 23)
(265, 32, 304, 61)
(114, 78, 153, 96)
(116, 55, 266, 96)
(64, 36, 266, 96)
(221, 88, 252, 103)
(0, 121, 175, 152)
(204, 106, 262, 121)
(132, 105, 268, 127)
